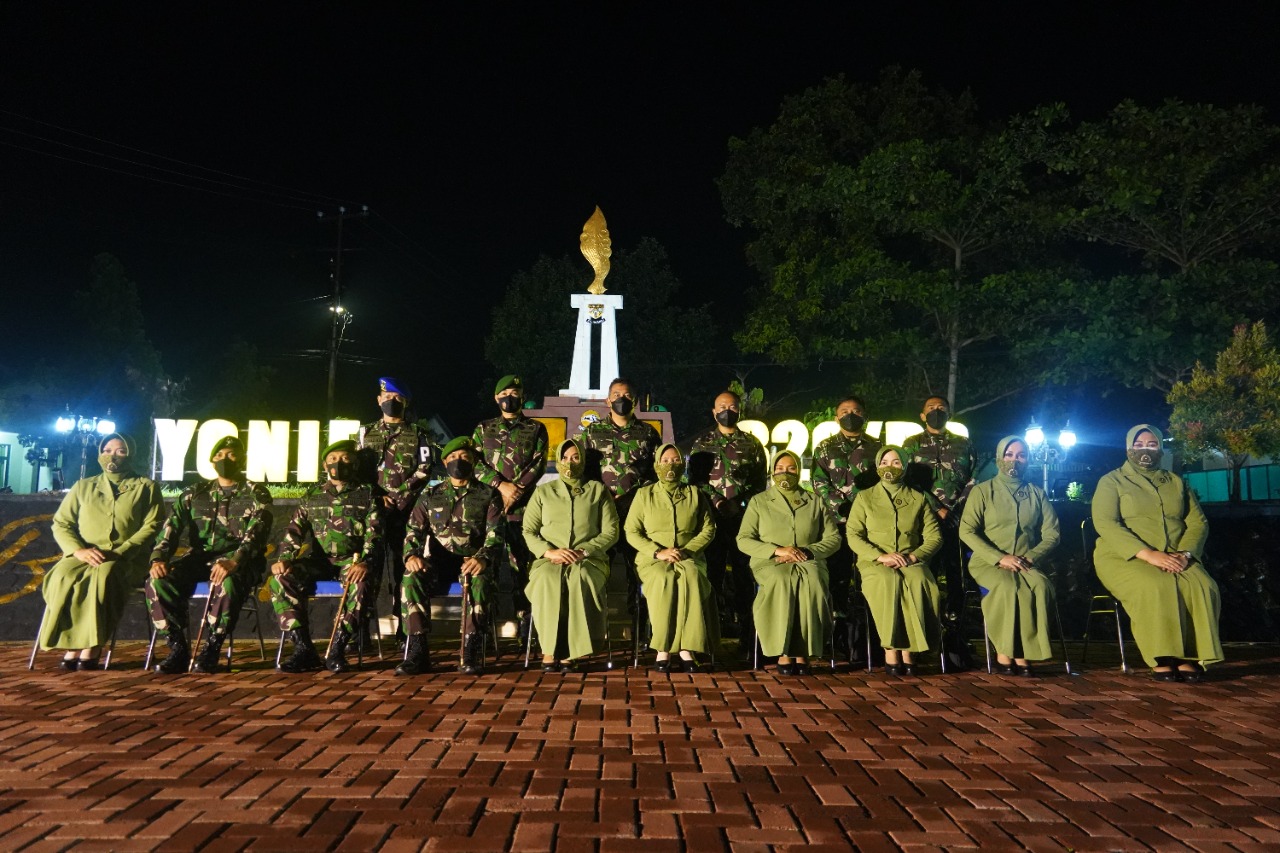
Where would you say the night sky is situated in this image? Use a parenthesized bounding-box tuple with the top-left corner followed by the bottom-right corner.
(3, 4, 1279, 452)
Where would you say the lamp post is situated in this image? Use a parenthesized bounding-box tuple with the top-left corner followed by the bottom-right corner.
(55, 409, 116, 482)
(1025, 418, 1076, 498)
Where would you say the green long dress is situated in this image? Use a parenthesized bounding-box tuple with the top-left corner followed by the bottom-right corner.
(737, 451, 841, 657)
(1092, 424, 1222, 668)
(960, 436, 1061, 661)
(625, 454, 717, 654)
(522, 442, 619, 661)
(847, 446, 943, 653)
(40, 437, 165, 651)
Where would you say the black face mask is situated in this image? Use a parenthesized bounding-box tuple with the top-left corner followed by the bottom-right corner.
(213, 458, 242, 479)
(611, 397, 635, 417)
(838, 413, 865, 433)
(925, 410, 949, 430)
(446, 458, 474, 480)
(380, 399, 405, 418)
(498, 395, 522, 414)
(327, 462, 355, 482)
(715, 410, 739, 428)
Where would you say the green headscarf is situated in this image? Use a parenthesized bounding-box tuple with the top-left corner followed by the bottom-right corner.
(875, 444, 906, 489)
(556, 438, 586, 493)
(771, 449, 805, 506)
(1125, 423, 1167, 479)
(995, 435, 1029, 479)
(97, 432, 136, 481)
(654, 442, 685, 493)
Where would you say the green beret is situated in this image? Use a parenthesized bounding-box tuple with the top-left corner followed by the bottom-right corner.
(322, 439, 358, 459)
(441, 436, 476, 458)
(209, 435, 245, 462)
(494, 374, 522, 396)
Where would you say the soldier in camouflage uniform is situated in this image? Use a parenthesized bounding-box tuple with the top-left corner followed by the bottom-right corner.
(809, 395, 881, 633)
(471, 374, 548, 634)
(688, 390, 768, 638)
(397, 436, 504, 676)
(901, 395, 978, 667)
(581, 377, 660, 610)
(147, 436, 273, 674)
(269, 439, 385, 674)
(358, 377, 440, 641)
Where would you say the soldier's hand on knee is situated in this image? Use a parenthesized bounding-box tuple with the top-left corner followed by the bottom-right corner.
(149, 561, 169, 579)
(405, 555, 426, 574)
(210, 559, 236, 584)
(346, 562, 368, 584)
(271, 560, 290, 577)
(461, 556, 485, 577)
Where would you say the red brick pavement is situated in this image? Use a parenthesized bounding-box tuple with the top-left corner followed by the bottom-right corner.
(3, 643, 1279, 851)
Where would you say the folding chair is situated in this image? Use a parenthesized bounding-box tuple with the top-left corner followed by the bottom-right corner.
(403, 581, 500, 669)
(1079, 518, 1132, 673)
(523, 601, 614, 670)
(630, 583, 716, 671)
(858, 587, 947, 673)
(970, 575, 1075, 676)
(144, 582, 267, 670)
(29, 588, 149, 671)
(751, 584, 838, 672)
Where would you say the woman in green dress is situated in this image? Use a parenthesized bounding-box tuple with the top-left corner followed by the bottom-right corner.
(1092, 424, 1222, 682)
(737, 449, 841, 674)
(847, 445, 942, 676)
(522, 439, 619, 672)
(624, 443, 716, 672)
(960, 436, 1061, 676)
(40, 433, 165, 670)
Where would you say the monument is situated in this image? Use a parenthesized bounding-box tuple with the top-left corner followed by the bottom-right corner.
(526, 207, 673, 453)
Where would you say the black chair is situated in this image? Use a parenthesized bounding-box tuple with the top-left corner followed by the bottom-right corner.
(144, 581, 267, 671)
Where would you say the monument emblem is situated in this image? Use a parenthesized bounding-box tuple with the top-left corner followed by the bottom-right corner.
(561, 206, 624, 399)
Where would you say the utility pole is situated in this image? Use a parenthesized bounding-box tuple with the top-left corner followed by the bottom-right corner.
(318, 205, 368, 419)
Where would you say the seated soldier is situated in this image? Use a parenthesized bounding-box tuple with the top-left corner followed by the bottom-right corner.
(148, 436, 273, 674)
(397, 437, 504, 677)
(269, 439, 385, 674)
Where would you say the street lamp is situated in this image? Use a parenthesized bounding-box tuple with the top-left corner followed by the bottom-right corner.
(1025, 418, 1075, 497)
(55, 409, 116, 482)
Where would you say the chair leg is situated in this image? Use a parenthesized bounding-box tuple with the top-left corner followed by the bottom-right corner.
(826, 592, 837, 671)
(863, 601, 873, 674)
(524, 613, 535, 669)
(374, 608, 384, 661)
(982, 614, 993, 674)
(753, 629, 760, 671)
(937, 597, 948, 674)
(145, 628, 159, 671)
(103, 631, 118, 671)
(1113, 599, 1130, 674)
(605, 612, 614, 671)
(28, 605, 46, 670)
(1050, 594, 1073, 675)
(251, 601, 266, 662)
(276, 632, 287, 668)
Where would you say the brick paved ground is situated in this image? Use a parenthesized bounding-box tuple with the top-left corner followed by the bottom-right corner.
(2, 641, 1279, 852)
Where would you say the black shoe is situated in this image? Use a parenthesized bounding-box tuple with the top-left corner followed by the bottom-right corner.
(395, 635, 431, 676)
(993, 662, 1016, 676)
(1179, 665, 1205, 684)
(279, 631, 323, 673)
(679, 655, 700, 674)
(59, 657, 79, 672)
(1015, 664, 1036, 678)
(191, 636, 225, 674)
(559, 661, 579, 674)
(793, 662, 811, 676)
(325, 633, 351, 674)
(900, 663, 918, 677)
(884, 663, 903, 676)
(76, 657, 101, 671)
(776, 662, 796, 676)
(654, 658, 672, 674)
(156, 629, 191, 674)
(461, 631, 485, 675)
(1151, 669, 1181, 683)
(541, 661, 559, 673)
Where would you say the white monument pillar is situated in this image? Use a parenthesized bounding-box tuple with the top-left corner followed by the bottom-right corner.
(561, 293, 624, 399)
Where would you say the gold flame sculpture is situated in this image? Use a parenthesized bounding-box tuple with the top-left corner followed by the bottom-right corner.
(579, 206, 612, 295)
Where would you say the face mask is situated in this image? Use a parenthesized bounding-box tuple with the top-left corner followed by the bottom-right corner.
(446, 458, 474, 480)
(556, 458, 585, 480)
(380, 399, 405, 418)
(715, 410, 739, 427)
(498, 395, 522, 414)
(878, 466, 903, 484)
(654, 461, 685, 482)
(611, 397, 634, 417)
(327, 461, 355, 482)
(98, 453, 127, 474)
(1127, 447, 1163, 470)
(925, 410, 949, 430)
(773, 472, 800, 491)
(213, 458, 242, 478)
(997, 459, 1026, 479)
(838, 413, 865, 433)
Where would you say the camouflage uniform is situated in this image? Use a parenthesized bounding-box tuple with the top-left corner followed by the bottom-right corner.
(582, 417, 660, 609)
(146, 479, 273, 641)
(402, 479, 504, 637)
(358, 419, 439, 630)
(269, 480, 385, 642)
(902, 429, 978, 657)
(688, 426, 768, 634)
(809, 432, 882, 618)
(471, 414, 548, 611)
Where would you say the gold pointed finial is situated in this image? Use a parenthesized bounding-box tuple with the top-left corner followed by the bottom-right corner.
(579, 206, 612, 295)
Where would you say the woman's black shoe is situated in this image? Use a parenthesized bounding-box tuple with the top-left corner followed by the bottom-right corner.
(559, 661, 579, 674)
(776, 662, 796, 676)
(1016, 664, 1036, 678)
(59, 658, 79, 672)
(679, 656, 700, 674)
(884, 663, 903, 676)
(542, 662, 559, 673)
(899, 663, 917, 677)
(993, 662, 1016, 676)
(654, 659, 672, 674)
(1151, 669, 1181, 683)
(793, 663, 811, 676)
(1179, 664, 1205, 683)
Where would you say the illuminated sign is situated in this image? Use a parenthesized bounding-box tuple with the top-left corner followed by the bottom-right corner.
(153, 419, 362, 482)
(738, 419, 969, 460)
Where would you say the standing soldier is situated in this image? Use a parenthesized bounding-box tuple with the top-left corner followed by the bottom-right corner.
(397, 437, 504, 676)
(471, 374, 548, 638)
(902, 395, 977, 667)
(270, 439, 385, 674)
(147, 436, 273, 674)
(809, 395, 881, 653)
(688, 389, 768, 639)
(581, 377, 660, 607)
(358, 377, 439, 641)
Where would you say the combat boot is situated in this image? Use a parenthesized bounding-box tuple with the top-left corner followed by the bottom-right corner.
(325, 631, 351, 673)
(394, 634, 431, 676)
(156, 626, 190, 674)
(191, 634, 225, 674)
(461, 631, 486, 675)
(278, 630, 323, 673)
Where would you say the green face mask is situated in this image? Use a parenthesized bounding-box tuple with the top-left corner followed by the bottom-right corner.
(1127, 447, 1163, 469)
(556, 458, 585, 480)
(98, 452, 128, 474)
(772, 471, 801, 491)
(997, 459, 1026, 479)
(654, 461, 685, 483)
(878, 466, 903, 484)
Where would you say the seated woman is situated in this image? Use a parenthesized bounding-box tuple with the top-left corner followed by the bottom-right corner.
(624, 443, 716, 673)
(847, 445, 942, 676)
(522, 439, 619, 672)
(960, 436, 1061, 676)
(1092, 424, 1222, 683)
(39, 433, 165, 670)
(736, 450, 841, 675)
